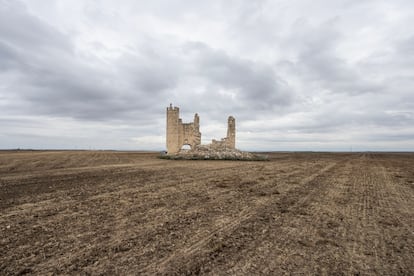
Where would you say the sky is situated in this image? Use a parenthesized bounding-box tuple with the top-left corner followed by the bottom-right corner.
(0, 0, 413, 151)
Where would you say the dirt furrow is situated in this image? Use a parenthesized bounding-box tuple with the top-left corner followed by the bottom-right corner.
(221, 158, 351, 275)
(1, 158, 327, 274)
(1, 151, 413, 275)
(142, 160, 340, 274)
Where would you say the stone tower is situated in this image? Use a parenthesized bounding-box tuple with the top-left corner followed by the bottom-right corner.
(227, 116, 236, 149)
(166, 104, 201, 154)
(166, 104, 180, 154)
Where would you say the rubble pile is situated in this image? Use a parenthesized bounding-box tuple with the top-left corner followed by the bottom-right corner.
(164, 145, 267, 161)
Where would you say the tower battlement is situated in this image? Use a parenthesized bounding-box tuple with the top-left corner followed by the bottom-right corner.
(167, 103, 179, 112)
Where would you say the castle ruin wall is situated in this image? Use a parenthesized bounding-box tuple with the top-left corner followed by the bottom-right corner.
(166, 104, 236, 154)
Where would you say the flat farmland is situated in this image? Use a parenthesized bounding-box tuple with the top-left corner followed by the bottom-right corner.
(0, 151, 413, 275)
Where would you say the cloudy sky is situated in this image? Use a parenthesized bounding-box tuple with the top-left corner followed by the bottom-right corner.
(1, 0, 413, 151)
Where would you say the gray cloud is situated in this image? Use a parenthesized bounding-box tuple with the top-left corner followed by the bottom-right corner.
(179, 42, 294, 118)
(0, 0, 413, 150)
(0, 2, 177, 122)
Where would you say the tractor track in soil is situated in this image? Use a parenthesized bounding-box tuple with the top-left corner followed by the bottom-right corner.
(0, 151, 413, 275)
(145, 160, 341, 274)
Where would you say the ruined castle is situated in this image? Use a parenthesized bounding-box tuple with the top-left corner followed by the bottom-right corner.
(166, 104, 236, 154)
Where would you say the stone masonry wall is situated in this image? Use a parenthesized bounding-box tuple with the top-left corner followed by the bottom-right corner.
(166, 104, 201, 154)
(166, 104, 235, 154)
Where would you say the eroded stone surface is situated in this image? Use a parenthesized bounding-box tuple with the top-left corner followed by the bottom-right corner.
(166, 104, 236, 155)
(166, 104, 201, 154)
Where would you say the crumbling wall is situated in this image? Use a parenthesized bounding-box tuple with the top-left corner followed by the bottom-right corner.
(166, 104, 235, 154)
(210, 116, 236, 149)
(166, 104, 201, 154)
(227, 116, 236, 148)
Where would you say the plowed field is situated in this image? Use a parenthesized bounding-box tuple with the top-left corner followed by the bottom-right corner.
(1, 151, 413, 275)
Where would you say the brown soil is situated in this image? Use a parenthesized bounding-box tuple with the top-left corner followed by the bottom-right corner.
(0, 151, 413, 275)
